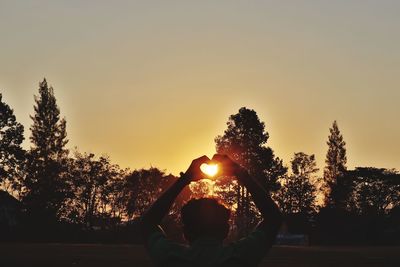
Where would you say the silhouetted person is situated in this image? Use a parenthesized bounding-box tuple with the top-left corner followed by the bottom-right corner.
(140, 154, 283, 266)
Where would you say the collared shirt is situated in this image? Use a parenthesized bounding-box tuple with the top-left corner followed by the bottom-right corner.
(146, 227, 272, 267)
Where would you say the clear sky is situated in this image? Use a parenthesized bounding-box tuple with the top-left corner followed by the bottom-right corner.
(1, 1, 399, 175)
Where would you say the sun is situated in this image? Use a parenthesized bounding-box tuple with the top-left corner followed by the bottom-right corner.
(200, 163, 219, 178)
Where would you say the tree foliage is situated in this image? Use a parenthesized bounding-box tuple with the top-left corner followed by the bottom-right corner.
(0, 94, 25, 196)
(63, 151, 127, 228)
(189, 180, 213, 199)
(215, 107, 286, 190)
(215, 107, 287, 234)
(343, 167, 400, 215)
(276, 152, 319, 215)
(324, 120, 347, 207)
(23, 79, 69, 221)
(125, 167, 177, 219)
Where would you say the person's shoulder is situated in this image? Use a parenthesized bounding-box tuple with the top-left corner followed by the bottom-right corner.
(147, 225, 187, 250)
(146, 226, 190, 265)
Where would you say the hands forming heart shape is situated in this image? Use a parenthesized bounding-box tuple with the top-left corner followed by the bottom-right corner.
(184, 154, 245, 182)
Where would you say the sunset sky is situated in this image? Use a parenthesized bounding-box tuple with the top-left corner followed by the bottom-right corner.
(1, 1, 399, 175)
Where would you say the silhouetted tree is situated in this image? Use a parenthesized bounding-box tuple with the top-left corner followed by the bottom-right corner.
(324, 120, 347, 207)
(276, 152, 319, 216)
(0, 94, 25, 197)
(106, 166, 131, 224)
(315, 167, 400, 245)
(345, 167, 400, 215)
(189, 180, 213, 199)
(215, 107, 287, 235)
(23, 79, 69, 222)
(125, 168, 177, 219)
(63, 151, 125, 228)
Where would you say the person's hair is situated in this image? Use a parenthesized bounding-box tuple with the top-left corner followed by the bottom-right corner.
(181, 197, 231, 243)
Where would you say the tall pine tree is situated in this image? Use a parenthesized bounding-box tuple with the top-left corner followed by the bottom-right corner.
(24, 79, 69, 221)
(0, 93, 25, 197)
(323, 120, 347, 207)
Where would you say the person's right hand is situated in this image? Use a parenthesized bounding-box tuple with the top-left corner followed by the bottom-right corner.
(212, 154, 249, 183)
(183, 155, 211, 183)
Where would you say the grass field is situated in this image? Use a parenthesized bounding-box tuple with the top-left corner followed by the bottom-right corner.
(1, 244, 399, 267)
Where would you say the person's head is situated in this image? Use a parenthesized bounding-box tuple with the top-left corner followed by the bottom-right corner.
(181, 197, 231, 243)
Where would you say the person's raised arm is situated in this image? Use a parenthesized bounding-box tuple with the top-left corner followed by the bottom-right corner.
(212, 154, 283, 238)
(140, 155, 210, 241)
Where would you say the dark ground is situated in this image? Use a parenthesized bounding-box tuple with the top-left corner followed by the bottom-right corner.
(0, 244, 399, 267)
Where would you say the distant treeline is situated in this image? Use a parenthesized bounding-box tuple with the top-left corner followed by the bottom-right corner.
(1, 79, 399, 245)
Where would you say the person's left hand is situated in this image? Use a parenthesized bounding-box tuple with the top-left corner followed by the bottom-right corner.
(182, 155, 211, 183)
